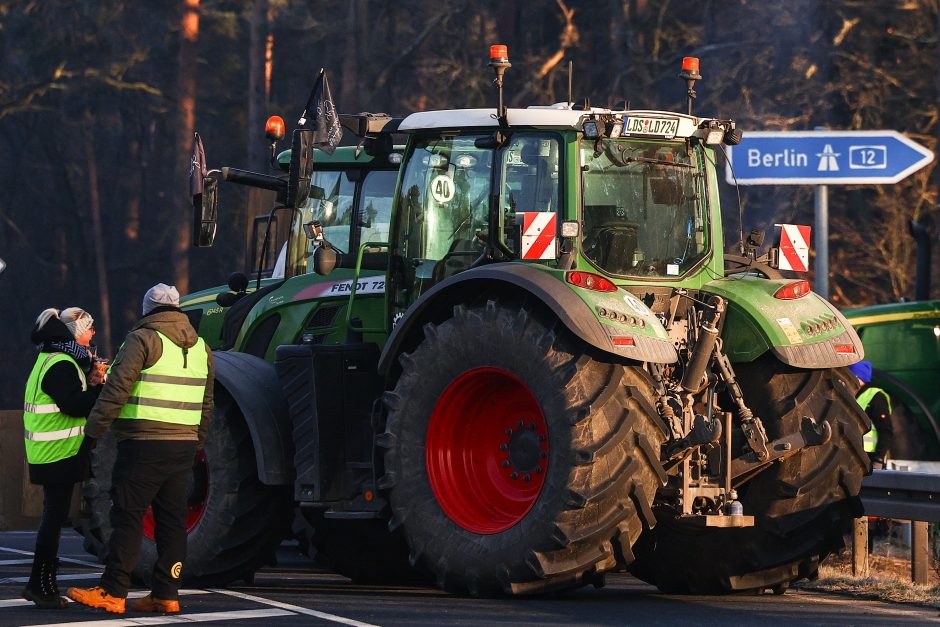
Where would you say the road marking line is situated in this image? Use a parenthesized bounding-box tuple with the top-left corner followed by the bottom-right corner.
(23, 607, 294, 626)
(0, 559, 32, 565)
(210, 588, 379, 627)
(0, 590, 210, 608)
(0, 545, 102, 568)
(0, 573, 101, 584)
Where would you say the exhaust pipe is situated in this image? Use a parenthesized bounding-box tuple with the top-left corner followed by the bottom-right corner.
(909, 218, 931, 301)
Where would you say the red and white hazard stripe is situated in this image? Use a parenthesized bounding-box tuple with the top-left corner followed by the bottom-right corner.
(777, 224, 810, 272)
(519, 212, 557, 260)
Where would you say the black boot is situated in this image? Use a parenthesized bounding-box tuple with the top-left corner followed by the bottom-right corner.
(22, 558, 67, 609)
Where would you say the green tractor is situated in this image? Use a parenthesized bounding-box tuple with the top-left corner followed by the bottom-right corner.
(843, 301, 940, 461)
(842, 216, 940, 463)
(78, 119, 406, 584)
(80, 51, 870, 595)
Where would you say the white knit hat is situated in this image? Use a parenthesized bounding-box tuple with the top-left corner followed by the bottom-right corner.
(60, 307, 94, 339)
(142, 283, 180, 315)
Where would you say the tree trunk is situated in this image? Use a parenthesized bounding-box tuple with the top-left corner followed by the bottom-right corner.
(174, 0, 200, 294)
(244, 0, 271, 274)
(248, 0, 269, 172)
(339, 1, 358, 110)
(82, 112, 113, 357)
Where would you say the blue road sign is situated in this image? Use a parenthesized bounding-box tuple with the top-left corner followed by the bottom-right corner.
(725, 131, 933, 185)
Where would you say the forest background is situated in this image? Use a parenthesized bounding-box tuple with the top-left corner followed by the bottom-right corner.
(0, 0, 937, 408)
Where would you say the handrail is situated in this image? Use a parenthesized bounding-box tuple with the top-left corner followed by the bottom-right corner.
(860, 469, 940, 523)
(855, 469, 939, 583)
(344, 241, 390, 335)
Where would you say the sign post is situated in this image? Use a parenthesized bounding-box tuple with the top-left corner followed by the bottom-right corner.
(726, 130, 933, 298)
(814, 184, 828, 296)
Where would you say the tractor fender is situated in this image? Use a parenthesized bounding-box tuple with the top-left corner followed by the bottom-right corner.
(213, 351, 294, 486)
(702, 276, 864, 368)
(378, 263, 677, 376)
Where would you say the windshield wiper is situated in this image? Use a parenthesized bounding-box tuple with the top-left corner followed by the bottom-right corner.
(623, 156, 694, 169)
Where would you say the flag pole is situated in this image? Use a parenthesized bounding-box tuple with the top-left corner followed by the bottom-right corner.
(299, 67, 325, 126)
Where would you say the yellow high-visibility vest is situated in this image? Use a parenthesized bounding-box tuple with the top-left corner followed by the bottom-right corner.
(858, 387, 891, 454)
(118, 332, 208, 425)
(23, 352, 86, 464)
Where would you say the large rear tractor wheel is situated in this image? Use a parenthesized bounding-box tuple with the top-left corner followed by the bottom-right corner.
(77, 387, 292, 585)
(630, 354, 870, 593)
(379, 301, 667, 596)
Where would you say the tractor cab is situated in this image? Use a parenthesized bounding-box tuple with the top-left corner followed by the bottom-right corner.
(383, 105, 737, 320)
(181, 112, 403, 351)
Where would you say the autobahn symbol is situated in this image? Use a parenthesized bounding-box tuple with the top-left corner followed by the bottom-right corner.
(726, 130, 933, 185)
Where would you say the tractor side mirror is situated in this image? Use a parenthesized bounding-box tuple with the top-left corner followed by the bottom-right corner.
(286, 129, 315, 208)
(192, 177, 219, 247)
(303, 220, 337, 276)
(312, 243, 337, 276)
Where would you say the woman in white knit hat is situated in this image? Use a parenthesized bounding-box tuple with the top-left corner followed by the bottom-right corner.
(21, 307, 104, 609)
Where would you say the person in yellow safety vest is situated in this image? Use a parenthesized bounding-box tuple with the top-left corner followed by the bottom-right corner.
(68, 284, 213, 616)
(22, 307, 106, 609)
(848, 360, 893, 468)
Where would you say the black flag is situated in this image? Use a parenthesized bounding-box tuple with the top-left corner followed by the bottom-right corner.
(189, 132, 206, 196)
(298, 68, 343, 155)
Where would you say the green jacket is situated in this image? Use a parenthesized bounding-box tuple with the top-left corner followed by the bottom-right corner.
(85, 310, 214, 447)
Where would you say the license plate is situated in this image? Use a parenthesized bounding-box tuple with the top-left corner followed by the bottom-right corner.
(622, 116, 679, 139)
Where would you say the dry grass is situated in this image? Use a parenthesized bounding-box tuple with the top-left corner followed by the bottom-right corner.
(795, 541, 940, 609)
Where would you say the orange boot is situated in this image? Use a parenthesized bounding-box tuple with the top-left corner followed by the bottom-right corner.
(66, 587, 125, 614)
(129, 593, 180, 614)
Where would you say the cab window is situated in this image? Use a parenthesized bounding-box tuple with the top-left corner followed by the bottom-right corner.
(303, 170, 356, 254)
(357, 169, 396, 248)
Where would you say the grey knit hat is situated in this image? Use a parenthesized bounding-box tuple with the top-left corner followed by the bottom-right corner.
(60, 307, 94, 339)
(142, 283, 180, 315)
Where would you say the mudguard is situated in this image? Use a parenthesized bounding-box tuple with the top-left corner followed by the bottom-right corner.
(702, 276, 864, 368)
(378, 263, 677, 375)
(213, 351, 294, 485)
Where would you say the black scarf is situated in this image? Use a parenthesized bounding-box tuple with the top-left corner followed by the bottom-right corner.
(44, 340, 92, 371)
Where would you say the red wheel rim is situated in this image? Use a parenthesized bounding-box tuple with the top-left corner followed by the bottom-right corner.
(142, 450, 209, 541)
(426, 367, 549, 534)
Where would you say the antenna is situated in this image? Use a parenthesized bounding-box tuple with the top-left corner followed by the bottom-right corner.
(567, 60, 573, 107)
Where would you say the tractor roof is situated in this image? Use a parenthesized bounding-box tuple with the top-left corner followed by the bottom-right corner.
(399, 105, 714, 140)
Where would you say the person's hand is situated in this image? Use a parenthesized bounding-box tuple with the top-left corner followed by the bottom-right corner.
(89, 361, 108, 385)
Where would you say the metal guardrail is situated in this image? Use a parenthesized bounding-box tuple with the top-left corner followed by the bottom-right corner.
(853, 469, 939, 584)
(860, 469, 940, 523)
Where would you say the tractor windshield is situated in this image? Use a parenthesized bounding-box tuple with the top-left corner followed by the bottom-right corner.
(395, 134, 492, 289)
(391, 132, 562, 309)
(580, 139, 708, 278)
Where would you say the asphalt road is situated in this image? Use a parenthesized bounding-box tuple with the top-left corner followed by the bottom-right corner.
(0, 530, 936, 626)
